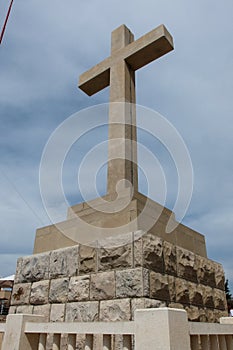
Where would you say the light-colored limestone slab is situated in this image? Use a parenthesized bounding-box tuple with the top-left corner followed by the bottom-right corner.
(49, 278, 69, 304)
(66, 301, 99, 322)
(90, 271, 115, 300)
(68, 275, 90, 302)
(99, 299, 131, 321)
(30, 280, 49, 305)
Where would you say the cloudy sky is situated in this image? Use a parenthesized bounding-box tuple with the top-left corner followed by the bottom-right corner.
(0, 0, 233, 289)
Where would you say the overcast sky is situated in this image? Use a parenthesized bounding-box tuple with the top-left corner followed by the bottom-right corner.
(0, 0, 233, 290)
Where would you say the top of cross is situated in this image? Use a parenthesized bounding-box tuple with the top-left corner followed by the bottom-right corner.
(78, 24, 174, 195)
(79, 24, 173, 97)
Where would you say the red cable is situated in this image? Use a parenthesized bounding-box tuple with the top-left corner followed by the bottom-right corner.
(0, 0, 14, 45)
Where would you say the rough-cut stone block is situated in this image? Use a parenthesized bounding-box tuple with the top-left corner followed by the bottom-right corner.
(116, 268, 149, 298)
(214, 263, 225, 290)
(14, 258, 23, 284)
(185, 306, 203, 322)
(100, 299, 131, 321)
(90, 271, 115, 300)
(98, 244, 132, 271)
(66, 301, 99, 322)
(15, 305, 33, 314)
(131, 298, 166, 320)
(79, 245, 96, 274)
(68, 275, 90, 302)
(143, 234, 164, 273)
(15, 252, 50, 283)
(204, 308, 215, 323)
(168, 302, 184, 310)
(177, 247, 197, 283)
(50, 303, 65, 322)
(150, 272, 170, 301)
(175, 278, 189, 304)
(11, 283, 31, 305)
(163, 241, 177, 276)
(198, 308, 208, 322)
(50, 246, 79, 279)
(33, 304, 51, 322)
(213, 289, 227, 310)
(144, 298, 166, 309)
(30, 280, 49, 305)
(202, 285, 215, 308)
(134, 237, 143, 267)
(196, 256, 216, 287)
(167, 275, 176, 302)
(214, 309, 228, 321)
(49, 278, 69, 303)
(189, 283, 203, 307)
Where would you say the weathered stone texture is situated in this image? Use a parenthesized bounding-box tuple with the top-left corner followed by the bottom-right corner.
(167, 275, 176, 302)
(175, 278, 189, 304)
(50, 303, 65, 322)
(116, 268, 149, 298)
(131, 298, 166, 320)
(50, 246, 79, 278)
(202, 286, 215, 308)
(100, 299, 131, 321)
(150, 272, 169, 301)
(79, 245, 96, 274)
(163, 241, 177, 276)
(90, 271, 115, 300)
(177, 248, 197, 283)
(134, 237, 143, 267)
(15, 252, 50, 283)
(12, 231, 227, 323)
(185, 306, 204, 322)
(196, 256, 216, 287)
(30, 280, 49, 305)
(214, 289, 227, 310)
(143, 234, 164, 273)
(49, 278, 69, 303)
(204, 308, 215, 323)
(189, 283, 203, 306)
(11, 283, 31, 305)
(98, 244, 132, 271)
(214, 263, 225, 290)
(15, 305, 33, 314)
(168, 302, 184, 310)
(68, 275, 90, 302)
(33, 304, 51, 322)
(76, 335, 86, 350)
(66, 301, 98, 322)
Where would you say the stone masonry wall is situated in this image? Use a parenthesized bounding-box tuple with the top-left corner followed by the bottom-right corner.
(10, 232, 227, 323)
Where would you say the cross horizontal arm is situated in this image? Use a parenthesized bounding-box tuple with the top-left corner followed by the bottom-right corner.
(78, 24, 174, 96)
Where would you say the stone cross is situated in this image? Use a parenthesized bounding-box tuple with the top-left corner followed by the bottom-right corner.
(79, 24, 173, 195)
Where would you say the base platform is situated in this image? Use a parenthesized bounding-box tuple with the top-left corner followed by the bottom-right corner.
(34, 190, 207, 257)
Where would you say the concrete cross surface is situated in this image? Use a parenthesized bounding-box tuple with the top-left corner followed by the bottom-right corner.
(79, 24, 174, 195)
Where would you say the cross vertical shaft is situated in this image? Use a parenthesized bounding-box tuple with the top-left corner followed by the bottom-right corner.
(107, 25, 138, 194)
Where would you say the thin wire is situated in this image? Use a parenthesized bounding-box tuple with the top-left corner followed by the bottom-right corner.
(0, 0, 14, 45)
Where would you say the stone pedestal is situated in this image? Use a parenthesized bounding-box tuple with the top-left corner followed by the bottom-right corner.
(11, 231, 227, 323)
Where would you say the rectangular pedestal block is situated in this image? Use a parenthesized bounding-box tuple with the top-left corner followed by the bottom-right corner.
(11, 232, 227, 323)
